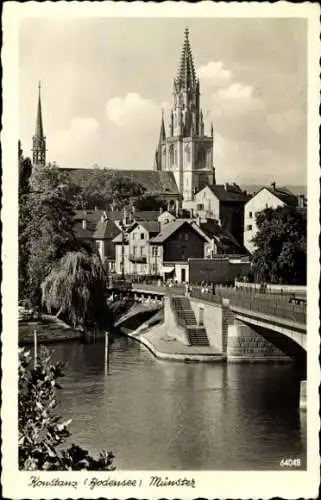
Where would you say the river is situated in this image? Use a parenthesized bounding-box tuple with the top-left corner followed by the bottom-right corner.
(51, 336, 306, 470)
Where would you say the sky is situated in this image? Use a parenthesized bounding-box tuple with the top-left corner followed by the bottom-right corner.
(19, 17, 307, 185)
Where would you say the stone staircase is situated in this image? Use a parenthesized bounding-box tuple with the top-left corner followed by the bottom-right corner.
(186, 326, 209, 346)
(171, 296, 210, 346)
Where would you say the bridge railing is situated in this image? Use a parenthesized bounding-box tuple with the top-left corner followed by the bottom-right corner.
(190, 287, 306, 324)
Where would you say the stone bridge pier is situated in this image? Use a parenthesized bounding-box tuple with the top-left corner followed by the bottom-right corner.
(189, 295, 307, 410)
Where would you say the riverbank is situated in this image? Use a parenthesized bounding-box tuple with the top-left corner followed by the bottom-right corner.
(19, 314, 83, 345)
(122, 320, 225, 363)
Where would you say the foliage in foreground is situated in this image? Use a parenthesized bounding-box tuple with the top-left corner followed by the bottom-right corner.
(251, 205, 306, 285)
(19, 347, 115, 470)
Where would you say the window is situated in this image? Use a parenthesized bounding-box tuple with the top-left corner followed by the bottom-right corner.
(140, 247, 145, 256)
(197, 203, 204, 210)
(249, 212, 253, 218)
(140, 233, 144, 240)
(132, 233, 136, 240)
(132, 246, 136, 256)
(184, 233, 189, 241)
(247, 225, 252, 231)
(152, 246, 158, 257)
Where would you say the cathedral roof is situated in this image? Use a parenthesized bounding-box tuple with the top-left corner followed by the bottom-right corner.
(61, 168, 180, 197)
(175, 27, 197, 91)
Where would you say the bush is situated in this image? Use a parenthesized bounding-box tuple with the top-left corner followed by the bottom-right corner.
(19, 346, 115, 470)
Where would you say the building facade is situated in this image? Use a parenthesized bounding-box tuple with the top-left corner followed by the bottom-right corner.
(193, 183, 250, 247)
(113, 219, 213, 282)
(154, 28, 215, 204)
(244, 183, 298, 254)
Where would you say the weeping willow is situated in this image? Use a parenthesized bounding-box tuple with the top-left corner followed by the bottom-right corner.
(41, 251, 110, 331)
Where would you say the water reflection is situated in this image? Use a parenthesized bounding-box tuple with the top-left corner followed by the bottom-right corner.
(51, 336, 306, 470)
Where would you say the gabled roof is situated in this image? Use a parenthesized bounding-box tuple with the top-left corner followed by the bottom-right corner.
(93, 219, 120, 240)
(199, 219, 241, 252)
(74, 209, 161, 230)
(150, 219, 209, 244)
(139, 221, 161, 235)
(262, 185, 298, 207)
(60, 168, 180, 197)
(113, 232, 128, 244)
(203, 184, 250, 202)
(74, 210, 105, 232)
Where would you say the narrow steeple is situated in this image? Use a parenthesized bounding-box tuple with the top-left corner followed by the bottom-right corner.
(154, 110, 166, 171)
(159, 109, 166, 143)
(35, 81, 44, 138)
(32, 81, 46, 167)
(175, 27, 196, 91)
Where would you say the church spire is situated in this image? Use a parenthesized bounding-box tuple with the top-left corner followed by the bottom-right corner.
(32, 81, 46, 167)
(35, 81, 44, 138)
(154, 110, 166, 171)
(159, 109, 166, 143)
(175, 27, 196, 91)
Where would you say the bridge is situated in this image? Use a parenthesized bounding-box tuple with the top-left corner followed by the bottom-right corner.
(109, 282, 306, 358)
(109, 280, 307, 409)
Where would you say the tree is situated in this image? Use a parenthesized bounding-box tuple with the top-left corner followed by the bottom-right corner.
(22, 164, 77, 306)
(19, 156, 33, 300)
(19, 346, 115, 470)
(41, 251, 111, 331)
(134, 194, 167, 212)
(251, 205, 306, 285)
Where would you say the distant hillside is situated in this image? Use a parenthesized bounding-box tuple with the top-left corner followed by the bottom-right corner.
(241, 184, 307, 196)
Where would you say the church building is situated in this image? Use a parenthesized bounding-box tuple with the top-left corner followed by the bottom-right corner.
(154, 28, 216, 206)
(29, 29, 218, 213)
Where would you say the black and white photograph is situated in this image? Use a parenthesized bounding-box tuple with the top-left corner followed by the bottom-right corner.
(2, 2, 320, 499)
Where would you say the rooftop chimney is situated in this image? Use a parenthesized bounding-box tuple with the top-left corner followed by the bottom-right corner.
(271, 182, 276, 190)
(225, 183, 229, 191)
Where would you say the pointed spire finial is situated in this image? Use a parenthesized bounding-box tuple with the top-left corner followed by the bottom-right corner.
(175, 27, 196, 91)
(35, 81, 44, 138)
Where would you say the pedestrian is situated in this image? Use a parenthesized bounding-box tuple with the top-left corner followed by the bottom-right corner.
(211, 282, 216, 295)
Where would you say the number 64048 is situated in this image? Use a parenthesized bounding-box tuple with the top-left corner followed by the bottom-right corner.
(280, 458, 301, 467)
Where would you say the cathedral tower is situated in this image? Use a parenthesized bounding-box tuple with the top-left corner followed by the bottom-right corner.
(154, 28, 215, 203)
(32, 81, 46, 167)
